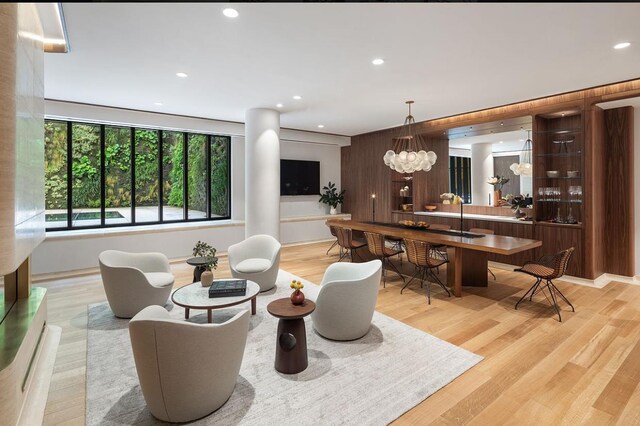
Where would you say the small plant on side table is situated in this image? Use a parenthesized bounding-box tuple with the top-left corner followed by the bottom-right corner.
(193, 241, 218, 286)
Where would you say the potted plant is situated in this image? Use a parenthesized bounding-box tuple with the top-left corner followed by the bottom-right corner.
(505, 193, 530, 218)
(192, 241, 218, 287)
(319, 181, 345, 215)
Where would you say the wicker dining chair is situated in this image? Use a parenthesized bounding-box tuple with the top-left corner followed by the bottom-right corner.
(429, 223, 451, 270)
(335, 227, 366, 262)
(402, 238, 450, 304)
(514, 247, 575, 322)
(326, 225, 341, 256)
(469, 228, 497, 280)
(363, 232, 405, 287)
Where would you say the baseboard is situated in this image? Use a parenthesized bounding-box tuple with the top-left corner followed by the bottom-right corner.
(488, 262, 639, 289)
(33, 238, 336, 283)
(18, 325, 61, 426)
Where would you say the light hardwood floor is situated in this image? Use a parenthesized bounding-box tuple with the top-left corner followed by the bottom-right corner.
(37, 241, 640, 425)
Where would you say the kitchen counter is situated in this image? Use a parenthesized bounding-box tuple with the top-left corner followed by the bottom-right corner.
(414, 211, 533, 225)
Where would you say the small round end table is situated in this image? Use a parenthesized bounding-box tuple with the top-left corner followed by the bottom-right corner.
(266, 298, 315, 374)
(186, 256, 218, 283)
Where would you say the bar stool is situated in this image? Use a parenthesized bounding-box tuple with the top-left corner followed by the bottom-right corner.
(336, 227, 366, 262)
(514, 247, 575, 322)
(469, 228, 497, 280)
(363, 232, 405, 287)
(402, 238, 450, 304)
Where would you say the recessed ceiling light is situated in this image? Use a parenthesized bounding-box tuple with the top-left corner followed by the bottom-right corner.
(317, 124, 324, 128)
(293, 95, 302, 100)
(372, 58, 384, 65)
(176, 72, 188, 78)
(154, 102, 163, 106)
(499, 141, 504, 144)
(223, 8, 239, 18)
(276, 103, 283, 108)
(614, 42, 631, 50)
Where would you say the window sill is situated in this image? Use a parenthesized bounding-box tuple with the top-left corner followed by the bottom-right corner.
(44, 219, 245, 241)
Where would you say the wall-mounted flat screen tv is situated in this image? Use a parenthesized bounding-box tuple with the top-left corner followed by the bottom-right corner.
(280, 159, 320, 195)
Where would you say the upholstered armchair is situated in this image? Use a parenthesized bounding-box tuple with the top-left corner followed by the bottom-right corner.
(98, 250, 174, 318)
(311, 260, 382, 341)
(228, 235, 281, 292)
(129, 306, 250, 423)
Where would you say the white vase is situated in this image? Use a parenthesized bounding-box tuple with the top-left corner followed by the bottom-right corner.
(329, 207, 337, 215)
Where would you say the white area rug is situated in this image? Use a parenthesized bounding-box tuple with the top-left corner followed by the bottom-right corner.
(86, 270, 482, 425)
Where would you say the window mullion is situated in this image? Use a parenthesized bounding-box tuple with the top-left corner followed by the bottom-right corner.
(206, 135, 211, 219)
(183, 132, 188, 221)
(131, 127, 136, 224)
(158, 129, 164, 222)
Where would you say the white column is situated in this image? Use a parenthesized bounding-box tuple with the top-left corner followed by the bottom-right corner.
(245, 108, 280, 239)
(471, 143, 494, 206)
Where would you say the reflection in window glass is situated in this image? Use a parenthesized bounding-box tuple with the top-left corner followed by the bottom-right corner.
(135, 129, 159, 223)
(162, 131, 185, 221)
(44, 121, 68, 228)
(105, 126, 132, 225)
(71, 123, 101, 227)
(211, 136, 230, 217)
(187, 134, 207, 219)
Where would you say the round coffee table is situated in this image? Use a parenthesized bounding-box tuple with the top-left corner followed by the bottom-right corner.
(171, 280, 260, 323)
(266, 298, 316, 374)
(186, 256, 219, 283)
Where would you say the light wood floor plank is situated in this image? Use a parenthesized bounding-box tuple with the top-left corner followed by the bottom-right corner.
(35, 241, 640, 425)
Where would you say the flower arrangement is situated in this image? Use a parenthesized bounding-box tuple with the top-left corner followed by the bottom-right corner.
(192, 240, 218, 270)
(290, 280, 304, 290)
(487, 176, 510, 191)
(290, 280, 305, 305)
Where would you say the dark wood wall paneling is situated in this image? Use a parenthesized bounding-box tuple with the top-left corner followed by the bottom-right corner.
(412, 136, 450, 209)
(603, 107, 635, 276)
(585, 106, 606, 278)
(341, 79, 640, 278)
(340, 146, 351, 213)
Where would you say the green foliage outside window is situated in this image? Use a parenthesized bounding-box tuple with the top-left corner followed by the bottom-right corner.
(44, 120, 230, 221)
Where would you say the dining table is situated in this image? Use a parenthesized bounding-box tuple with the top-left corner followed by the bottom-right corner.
(326, 219, 542, 297)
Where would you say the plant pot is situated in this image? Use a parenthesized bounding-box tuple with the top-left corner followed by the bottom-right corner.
(329, 207, 337, 215)
(290, 289, 305, 305)
(201, 270, 214, 287)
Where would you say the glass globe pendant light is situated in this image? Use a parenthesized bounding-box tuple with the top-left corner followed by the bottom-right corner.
(510, 130, 533, 176)
(383, 101, 437, 173)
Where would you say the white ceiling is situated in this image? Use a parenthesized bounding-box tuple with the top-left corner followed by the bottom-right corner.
(45, 3, 640, 136)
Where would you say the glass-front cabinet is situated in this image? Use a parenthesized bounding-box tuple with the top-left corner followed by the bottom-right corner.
(533, 111, 583, 227)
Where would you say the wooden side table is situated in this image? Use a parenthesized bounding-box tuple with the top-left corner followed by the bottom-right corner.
(266, 298, 316, 374)
(186, 256, 218, 283)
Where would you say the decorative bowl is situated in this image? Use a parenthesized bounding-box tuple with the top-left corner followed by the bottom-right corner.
(567, 170, 579, 178)
(424, 205, 437, 211)
(400, 204, 413, 212)
(546, 170, 560, 178)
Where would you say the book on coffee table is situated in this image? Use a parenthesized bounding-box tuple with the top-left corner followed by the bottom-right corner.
(208, 279, 247, 298)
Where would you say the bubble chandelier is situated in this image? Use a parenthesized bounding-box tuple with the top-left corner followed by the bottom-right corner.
(383, 101, 437, 173)
(509, 130, 533, 176)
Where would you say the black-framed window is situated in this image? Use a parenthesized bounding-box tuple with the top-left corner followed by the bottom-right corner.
(449, 156, 471, 203)
(44, 119, 231, 231)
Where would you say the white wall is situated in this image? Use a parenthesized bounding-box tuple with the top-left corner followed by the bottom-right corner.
(280, 140, 341, 217)
(33, 101, 349, 274)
